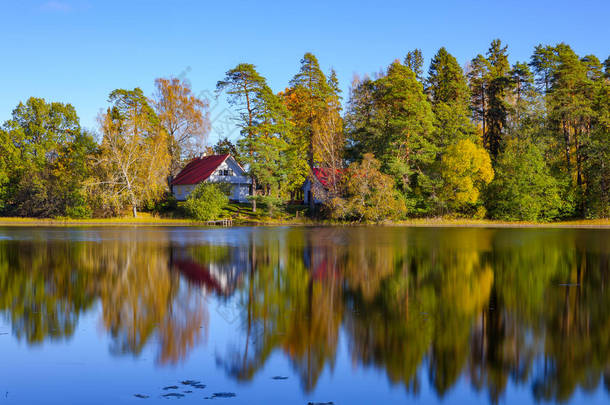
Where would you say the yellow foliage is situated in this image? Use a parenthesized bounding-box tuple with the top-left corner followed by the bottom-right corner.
(440, 139, 494, 211)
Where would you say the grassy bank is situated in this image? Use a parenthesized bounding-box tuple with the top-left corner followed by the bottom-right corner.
(0, 213, 608, 228)
(0, 203, 608, 228)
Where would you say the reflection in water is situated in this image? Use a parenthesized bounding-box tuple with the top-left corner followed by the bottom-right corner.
(0, 227, 608, 402)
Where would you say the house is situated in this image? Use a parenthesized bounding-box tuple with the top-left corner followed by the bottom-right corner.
(303, 167, 343, 205)
(171, 154, 252, 202)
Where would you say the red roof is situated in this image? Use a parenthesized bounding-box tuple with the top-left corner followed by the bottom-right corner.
(312, 167, 343, 189)
(171, 154, 230, 185)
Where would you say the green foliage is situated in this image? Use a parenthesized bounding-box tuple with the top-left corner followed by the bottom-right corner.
(345, 60, 436, 214)
(583, 80, 610, 218)
(428, 47, 477, 147)
(217, 63, 296, 205)
(487, 139, 563, 221)
(404, 49, 424, 82)
(184, 183, 229, 221)
(0, 98, 96, 218)
(213, 137, 241, 162)
(1, 43, 608, 222)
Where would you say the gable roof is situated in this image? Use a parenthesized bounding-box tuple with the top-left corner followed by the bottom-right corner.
(312, 167, 344, 189)
(171, 154, 230, 185)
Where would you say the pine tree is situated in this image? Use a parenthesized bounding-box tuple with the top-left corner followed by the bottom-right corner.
(404, 49, 424, 83)
(508, 62, 537, 136)
(546, 44, 593, 201)
(467, 54, 490, 139)
(216, 64, 272, 211)
(530, 44, 558, 94)
(427, 47, 476, 146)
(484, 39, 512, 159)
(288, 53, 342, 208)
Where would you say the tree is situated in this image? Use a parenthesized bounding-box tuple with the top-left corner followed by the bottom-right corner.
(467, 54, 490, 138)
(288, 53, 340, 209)
(330, 153, 406, 222)
(345, 60, 436, 213)
(217, 64, 295, 205)
(154, 77, 210, 177)
(582, 78, 610, 217)
(239, 85, 292, 197)
(508, 62, 538, 135)
(487, 139, 563, 221)
(546, 44, 594, 211)
(212, 137, 240, 162)
(312, 70, 344, 199)
(428, 47, 477, 147)
(404, 49, 424, 83)
(484, 39, 512, 159)
(216, 64, 270, 212)
(184, 183, 229, 221)
(530, 44, 558, 94)
(95, 88, 169, 217)
(0, 97, 96, 217)
(440, 139, 493, 215)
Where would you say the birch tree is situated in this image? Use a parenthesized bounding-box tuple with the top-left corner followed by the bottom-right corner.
(95, 88, 169, 217)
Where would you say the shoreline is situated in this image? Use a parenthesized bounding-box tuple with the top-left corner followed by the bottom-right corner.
(0, 217, 609, 229)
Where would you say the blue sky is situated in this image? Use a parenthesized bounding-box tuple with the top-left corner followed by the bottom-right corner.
(1, 0, 608, 143)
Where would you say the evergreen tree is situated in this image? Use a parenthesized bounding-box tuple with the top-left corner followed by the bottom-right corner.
(345, 60, 436, 213)
(212, 137, 241, 162)
(216, 64, 270, 211)
(217, 64, 294, 200)
(546, 44, 593, 210)
(288, 53, 342, 207)
(582, 69, 610, 217)
(508, 61, 538, 136)
(467, 54, 490, 139)
(530, 44, 558, 94)
(581, 55, 604, 81)
(484, 39, 512, 159)
(428, 47, 476, 146)
(404, 49, 424, 83)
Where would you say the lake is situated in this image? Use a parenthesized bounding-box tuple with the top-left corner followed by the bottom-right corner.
(0, 226, 608, 404)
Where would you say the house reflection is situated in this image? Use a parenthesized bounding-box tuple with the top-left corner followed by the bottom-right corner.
(170, 244, 248, 297)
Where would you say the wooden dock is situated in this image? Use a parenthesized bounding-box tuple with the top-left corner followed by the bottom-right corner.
(205, 218, 233, 227)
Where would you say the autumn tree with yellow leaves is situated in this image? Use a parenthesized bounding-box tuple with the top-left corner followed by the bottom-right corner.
(93, 88, 170, 217)
(153, 77, 210, 177)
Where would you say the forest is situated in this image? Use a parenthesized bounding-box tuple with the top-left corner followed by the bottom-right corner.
(0, 39, 608, 221)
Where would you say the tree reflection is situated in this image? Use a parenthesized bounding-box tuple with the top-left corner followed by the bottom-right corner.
(0, 227, 608, 402)
(0, 236, 209, 365)
(0, 240, 99, 343)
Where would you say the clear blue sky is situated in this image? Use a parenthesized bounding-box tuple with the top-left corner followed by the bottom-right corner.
(1, 0, 608, 143)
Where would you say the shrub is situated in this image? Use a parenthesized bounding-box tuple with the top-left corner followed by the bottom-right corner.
(184, 183, 229, 221)
(329, 153, 406, 222)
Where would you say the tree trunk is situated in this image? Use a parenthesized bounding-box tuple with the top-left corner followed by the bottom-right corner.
(251, 176, 257, 212)
(563, 120, 572, 173)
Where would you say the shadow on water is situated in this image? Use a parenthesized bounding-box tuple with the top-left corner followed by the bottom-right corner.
(0, 226, 608, 403)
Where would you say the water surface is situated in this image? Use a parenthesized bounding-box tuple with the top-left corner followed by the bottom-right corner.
(0, 226, 608, 404)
